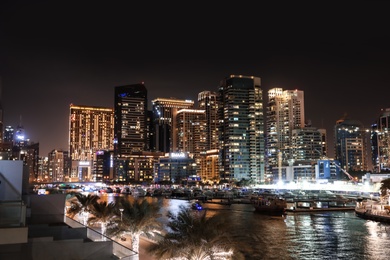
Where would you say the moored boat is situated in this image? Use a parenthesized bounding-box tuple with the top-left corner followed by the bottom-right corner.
(191, 201, 204, 210)
(252, 195, 287, 215)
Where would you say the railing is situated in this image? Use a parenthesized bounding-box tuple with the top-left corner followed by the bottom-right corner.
(65, 216, 138, 259)
(0, 200, 26, 227)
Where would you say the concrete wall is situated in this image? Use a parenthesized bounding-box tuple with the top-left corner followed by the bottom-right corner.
(31, 240, 114, 260)
(0, 160, 23, 201)
(28, 193, 67, 224)
(0, 227, 28, 244)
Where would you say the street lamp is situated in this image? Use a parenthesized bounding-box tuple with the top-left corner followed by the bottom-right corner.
(119, 208, 124, 222)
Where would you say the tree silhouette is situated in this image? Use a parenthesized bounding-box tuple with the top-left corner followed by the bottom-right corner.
(147, 205, 245, 260)
(380, 178, 390, 196)
(66, 192, 100, 224)
(106, 197, 162, 255)
(88, 200, 116, 237)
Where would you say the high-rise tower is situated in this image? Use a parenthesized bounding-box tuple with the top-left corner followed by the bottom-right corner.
(114, 83, 148, 156)
(151, 97, 194, 153)
(69, 104, 114, 181)
(371, 108, 390, 173)
(198, 91, 219, 151)
(266, 88, 305, 176)
(335, 116, 368, 173)
(218, 75, 265, 184)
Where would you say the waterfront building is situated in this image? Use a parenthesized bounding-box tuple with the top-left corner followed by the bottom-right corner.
(114, 151, 163, 183)
(114, 83, 147, 156)
(152, 97, 194, 153)
(334, 116, 369, 173)
(93, 150, 114, 182)
(218, 75, 265, 184)
(47, 149, 68, 182)
(198, 91, 219, 150)
(197, 91, 220, 184)
(272, 159, 341, 183)
(266, 88, 305, 177)
(291, 127, 324, 161)
(198, 149, 219, 184)
(371, 107, 390, 173)
(176, 108, 206, 178)
(155, 152, 197, 185)
(69, 104, 114, 182)
(318, 128, 328, 158)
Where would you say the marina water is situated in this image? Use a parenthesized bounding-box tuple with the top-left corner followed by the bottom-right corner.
(107, 195, 390, 260)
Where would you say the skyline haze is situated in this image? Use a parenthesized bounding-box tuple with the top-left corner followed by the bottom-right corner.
(1, 2, 389, 157)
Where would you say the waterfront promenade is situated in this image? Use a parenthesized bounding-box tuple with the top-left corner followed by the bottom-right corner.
(355, 200, 390, 223)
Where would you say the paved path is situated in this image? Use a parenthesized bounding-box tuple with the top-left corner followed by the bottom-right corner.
(116, 235, 157, 260)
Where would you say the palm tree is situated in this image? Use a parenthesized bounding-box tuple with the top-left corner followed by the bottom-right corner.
(106, 197, 162, 254)
(147, 205, 245, 260)
(66, 192, 100, 224)
(380, 178, 390, 196)
(87, 200, 117, 238)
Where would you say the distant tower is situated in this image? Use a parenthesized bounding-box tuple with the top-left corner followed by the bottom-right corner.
(3, 126, 14, 143)
(151, 97, 194, 153)
(266, 88, 305, 175)
(14, 115, 26, 148)
(371, 107, 390, 173)
(198, 91, 219, 151)
(334, 116, 368, 173)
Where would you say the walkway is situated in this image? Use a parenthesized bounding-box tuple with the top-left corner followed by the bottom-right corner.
(355, 200, 390, 223)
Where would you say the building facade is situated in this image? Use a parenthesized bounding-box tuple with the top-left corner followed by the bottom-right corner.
(69, 104, 114, 181)
(218, 75, 265, 184)
(114, 83, 148, 156)
(334, 117, 368, 173)
(266, 88, 305, 176)
(371, 107, 390, 173)
(152, 97, 194, 153)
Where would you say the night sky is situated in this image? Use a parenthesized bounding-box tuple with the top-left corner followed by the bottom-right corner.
(1, 2, 390, 157)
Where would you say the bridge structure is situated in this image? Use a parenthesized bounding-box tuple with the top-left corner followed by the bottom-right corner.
(253, 181, 381, 197)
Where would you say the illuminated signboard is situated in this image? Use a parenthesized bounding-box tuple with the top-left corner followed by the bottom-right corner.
(171, 152, 186, 158)
(79, 161, 90, 166)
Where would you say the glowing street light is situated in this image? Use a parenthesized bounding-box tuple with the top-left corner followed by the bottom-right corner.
(119, 208, 124, 221)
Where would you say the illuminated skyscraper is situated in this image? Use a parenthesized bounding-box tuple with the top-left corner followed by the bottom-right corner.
(371, 108, 390, 173)
(266, 88, 305, 176)
(198, 91, 219, 150)
(152, 97, 194, 153)
(114, 83, 148, 156)
(218, 75, 265, 184)
(69, 104, 114, 181)
(335, 116, 368, 173)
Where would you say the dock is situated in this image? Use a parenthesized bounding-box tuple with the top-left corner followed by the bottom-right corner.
(284, 196, 357, 213)
(285, 206, 355, 213)
(355, 201, 390, 223)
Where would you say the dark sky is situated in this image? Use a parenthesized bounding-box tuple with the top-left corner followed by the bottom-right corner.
(1, 1, 390, 157)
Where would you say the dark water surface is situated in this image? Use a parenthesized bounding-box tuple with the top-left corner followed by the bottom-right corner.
(105, 195, 390, 260)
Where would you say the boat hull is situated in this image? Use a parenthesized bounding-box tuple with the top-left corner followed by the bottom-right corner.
(254, 206, 286, 215)
(252, 196, 287, 215)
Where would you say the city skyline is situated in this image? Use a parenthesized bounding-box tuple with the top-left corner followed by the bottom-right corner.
(1, 2, 390, 157)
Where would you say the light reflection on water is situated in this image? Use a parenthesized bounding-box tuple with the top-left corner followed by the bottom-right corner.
(101, 195, 390, 260)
